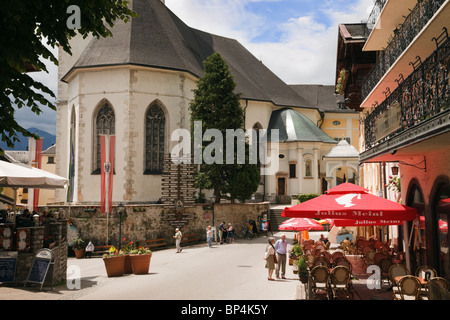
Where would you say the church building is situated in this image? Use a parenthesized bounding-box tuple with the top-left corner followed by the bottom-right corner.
(56, 0, 359, 206)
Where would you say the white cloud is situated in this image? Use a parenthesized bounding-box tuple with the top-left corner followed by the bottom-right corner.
(165, 0, 374, 85)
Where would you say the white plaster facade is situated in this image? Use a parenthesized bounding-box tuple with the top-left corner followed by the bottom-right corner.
(55, 1, 360, 205)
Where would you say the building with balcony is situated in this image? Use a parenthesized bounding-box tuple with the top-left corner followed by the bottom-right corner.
(337, 0, 449, 281)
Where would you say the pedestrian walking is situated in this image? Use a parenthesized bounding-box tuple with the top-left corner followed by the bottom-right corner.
(206, 226, 213, 248)
(173, 228, 183, 253)
(264, 237, 276, 281)
(274, 234, 287, 279)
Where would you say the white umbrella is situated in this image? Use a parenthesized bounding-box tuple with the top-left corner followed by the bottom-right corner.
(0, 160, 68, 189)
(0, 160, 68, 212)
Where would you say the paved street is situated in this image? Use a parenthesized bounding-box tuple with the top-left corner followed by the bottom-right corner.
(0, 231, 310, 301)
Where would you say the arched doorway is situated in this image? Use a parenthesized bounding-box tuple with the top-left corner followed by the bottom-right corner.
(406, 179, 425, 272)
(431, 177, 450, 282)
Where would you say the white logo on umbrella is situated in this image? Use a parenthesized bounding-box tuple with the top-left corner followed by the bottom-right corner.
(335, 193, 361, 208)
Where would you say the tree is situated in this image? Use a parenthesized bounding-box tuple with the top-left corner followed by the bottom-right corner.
(0, 0, 136, 151)
(189, 53, 260, 203)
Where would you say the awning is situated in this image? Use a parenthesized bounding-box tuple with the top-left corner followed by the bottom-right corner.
(282, 183, 417, 221)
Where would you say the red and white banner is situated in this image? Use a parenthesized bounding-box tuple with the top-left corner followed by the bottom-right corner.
(100, 135, 115, 213)
(33, 138, 43, 211)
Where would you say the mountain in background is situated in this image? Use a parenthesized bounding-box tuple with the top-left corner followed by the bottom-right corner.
(0, 128, 56, 151)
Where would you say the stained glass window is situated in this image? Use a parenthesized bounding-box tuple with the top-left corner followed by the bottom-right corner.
(145, 103, 165, 174)
(94, 103, 115, 173)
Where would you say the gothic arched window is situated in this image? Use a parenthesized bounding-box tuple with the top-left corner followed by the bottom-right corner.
(93, 102, 115, 173)
(145, 103, 165, 174)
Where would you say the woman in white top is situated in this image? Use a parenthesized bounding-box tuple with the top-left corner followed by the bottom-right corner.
(264, 237, 276, 281)
(206, 226, 213, 248)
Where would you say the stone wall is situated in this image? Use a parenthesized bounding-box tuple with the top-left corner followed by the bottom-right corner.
(50, 202, 270, 247)
(1, 220, 68, 286)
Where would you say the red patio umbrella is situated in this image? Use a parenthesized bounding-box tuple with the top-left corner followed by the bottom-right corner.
(279, 218, 324, 231)
(282, 183, 417, 221)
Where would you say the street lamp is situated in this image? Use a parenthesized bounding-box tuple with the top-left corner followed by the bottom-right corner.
(118, 203, 124, 250)
(210, 194, 215, 227)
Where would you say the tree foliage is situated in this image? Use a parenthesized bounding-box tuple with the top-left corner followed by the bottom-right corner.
(0, 0, 136, 150)
(189, 53, 260, 203)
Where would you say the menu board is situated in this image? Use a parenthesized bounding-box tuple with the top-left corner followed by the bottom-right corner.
(25, 249, 54, 290)
(0, 251, 17, 283)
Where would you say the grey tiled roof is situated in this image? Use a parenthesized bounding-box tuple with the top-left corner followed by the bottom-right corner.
(289, 85, 356, 113)
(267, 108, 338, 143)
(64, 0, 314, 108)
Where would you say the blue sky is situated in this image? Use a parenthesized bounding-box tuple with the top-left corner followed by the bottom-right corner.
(17, 0, 374, 135)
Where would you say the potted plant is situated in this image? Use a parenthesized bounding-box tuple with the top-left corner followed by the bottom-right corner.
(72, 236, 86, 259)
(129, 246, 152, 275)
(289, 243, 303, 265)
(122, 238, 137, 274)
(295, 255, 309, 284)
(102, 246, 125, 277)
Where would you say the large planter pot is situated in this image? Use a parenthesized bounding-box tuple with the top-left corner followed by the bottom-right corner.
(124, 255, 133, 274)
(130, 254, 152, 275)
(74, 249, 85, 259)
(299, 275, 308, 284)
(103, 255, 125, 277)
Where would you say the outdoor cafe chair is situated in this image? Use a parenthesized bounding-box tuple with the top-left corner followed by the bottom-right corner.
(331, 251, 345, 262)
(305, 254, 315, 268)
(318, 251, 332, 261)
(378, 257, 393, 286)
(312, 257, 331, 269)
(314, 244, 326, 252)
(378, 243, 390, 254)
(415, 265, 437, 279)
(373, 251, 389, 266)
(310, 266, 331, 300)
(415, 266, 438, 299)
(423, 277, 449, 300)
(374, 240, 383, 250)
(330, 266, 353, 300)
(363, 249, 376, 269)
(395, 276, 422, 300)
(333, 257, 352, 273)
(389, 263, 410, 296)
